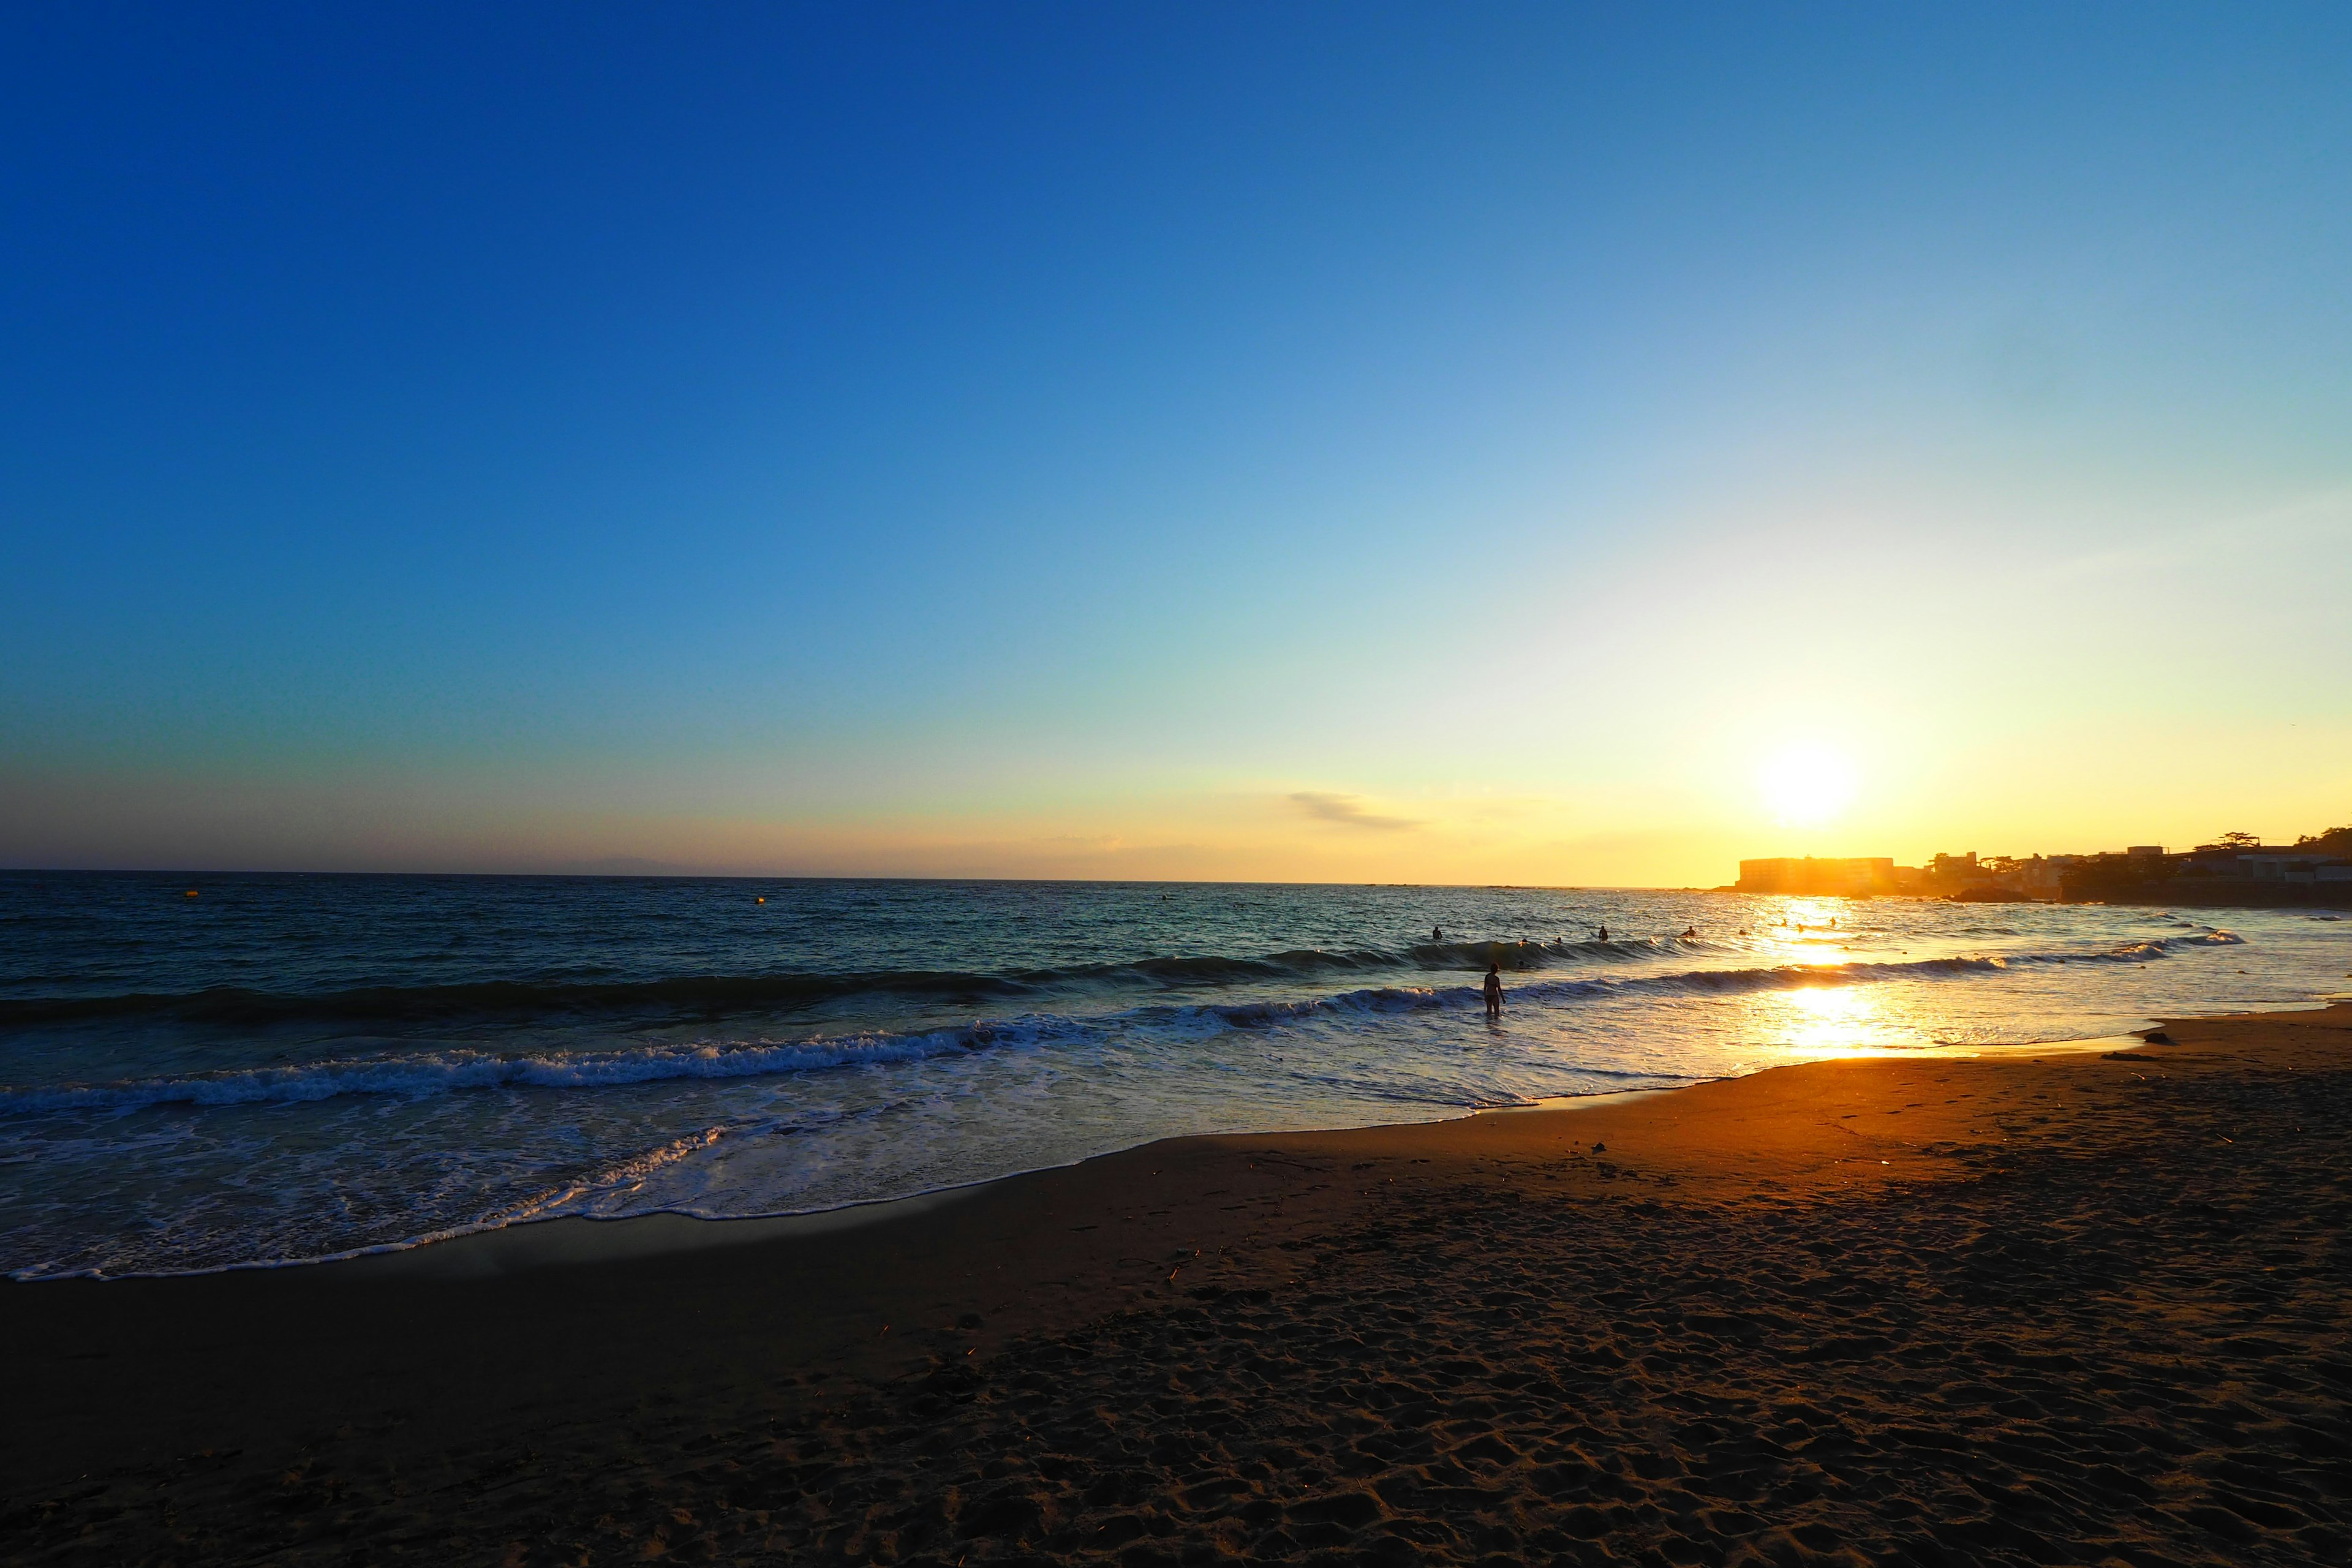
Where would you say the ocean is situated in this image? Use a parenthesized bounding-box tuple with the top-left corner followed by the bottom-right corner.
(3, 871, 2345, 1280)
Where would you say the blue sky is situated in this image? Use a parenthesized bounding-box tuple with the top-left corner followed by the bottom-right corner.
(5, 4, 2349, 880)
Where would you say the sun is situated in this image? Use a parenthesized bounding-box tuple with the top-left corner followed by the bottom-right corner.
(1758, 744, 1858, 827)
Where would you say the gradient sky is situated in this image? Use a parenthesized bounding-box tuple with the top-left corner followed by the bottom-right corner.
(4, 4, 2349, 884)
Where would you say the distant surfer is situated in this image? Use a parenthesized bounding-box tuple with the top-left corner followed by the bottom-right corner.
(1433, 925, 1443, 941)
(1682, 925, 1697, 938)
(1483, 962, 1504, 1019)
(1596, 924, 1608, 941)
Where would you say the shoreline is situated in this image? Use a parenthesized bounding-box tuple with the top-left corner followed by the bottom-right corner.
(24, 1019, 2256, 1287)
(12, 1082, 1703, 1287)
(355, 1084, 1702, 1281)
(9, 1001, 2348, 1564)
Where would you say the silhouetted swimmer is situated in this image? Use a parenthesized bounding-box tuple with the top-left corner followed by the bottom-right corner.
(1681, 925, 1697, 938)
(1596, 924, 1609, 941)
(1433, 925, 1443, 941)
(1483, 962, 1504, 1019)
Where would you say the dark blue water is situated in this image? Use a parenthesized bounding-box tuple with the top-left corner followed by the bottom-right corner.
(2, 871, 2344, 1278)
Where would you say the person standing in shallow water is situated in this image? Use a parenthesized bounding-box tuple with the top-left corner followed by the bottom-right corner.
(1483, 961, 1504, 1020)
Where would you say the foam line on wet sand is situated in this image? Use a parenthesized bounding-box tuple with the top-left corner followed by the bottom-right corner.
(334, 1185, 987, 1280)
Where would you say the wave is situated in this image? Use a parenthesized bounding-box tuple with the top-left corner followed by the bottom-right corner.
(0, 935, 1690, 1030)
(0, 1020, 1060, 1112)
(0, 970, 1038, 1028)
(0, 929, 2241, 1114)
(1104, 929, 2247, 1030)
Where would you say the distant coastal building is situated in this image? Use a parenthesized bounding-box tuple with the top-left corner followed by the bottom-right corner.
(1735, 857, 1899, 896)
(1730, 850, 2088, 901)
(1729, 825, 2350, 907)
(2059, 839, 2351, 905)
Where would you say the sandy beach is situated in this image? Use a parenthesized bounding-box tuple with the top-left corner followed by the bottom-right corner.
(6, 1003, 2348, 1566)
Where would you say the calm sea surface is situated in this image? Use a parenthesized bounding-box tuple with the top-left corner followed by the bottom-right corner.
(2, 872, 2346, 1278)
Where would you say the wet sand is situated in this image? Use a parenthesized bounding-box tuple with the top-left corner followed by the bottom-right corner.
(6, 1004, 2349, 1565)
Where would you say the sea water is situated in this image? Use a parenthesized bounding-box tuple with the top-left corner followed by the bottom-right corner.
(2, 872, 2345, 1279)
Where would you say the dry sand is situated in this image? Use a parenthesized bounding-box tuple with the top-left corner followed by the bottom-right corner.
(6, 1004, 2349, 1566)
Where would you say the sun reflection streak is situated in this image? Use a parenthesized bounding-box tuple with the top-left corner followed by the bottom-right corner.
(1753, 982, 1917, 1061)
(1762, 897, 1858, 966)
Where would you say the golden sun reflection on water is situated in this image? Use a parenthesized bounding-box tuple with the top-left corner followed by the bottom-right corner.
(1760, 898, 1860, 963)
(1758, 983, 1918, 1061)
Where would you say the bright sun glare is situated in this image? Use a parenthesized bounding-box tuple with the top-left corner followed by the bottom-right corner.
(1758, 744, 1859, 827)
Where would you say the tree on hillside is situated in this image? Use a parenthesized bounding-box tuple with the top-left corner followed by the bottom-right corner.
(2294, 824, 2352, 856)
(2214, 831, 2261, 848)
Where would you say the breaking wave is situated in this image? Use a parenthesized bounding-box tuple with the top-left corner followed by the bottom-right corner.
(0, 929, 2241, 1114)
(0, 934, 1696, 1029)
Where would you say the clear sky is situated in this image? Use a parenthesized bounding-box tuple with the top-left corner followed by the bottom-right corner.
(4, 4, 2348, 884)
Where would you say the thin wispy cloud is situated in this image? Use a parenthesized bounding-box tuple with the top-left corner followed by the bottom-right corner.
(2045, 484, 2352, 586)
(1288, 792, 1423, 832)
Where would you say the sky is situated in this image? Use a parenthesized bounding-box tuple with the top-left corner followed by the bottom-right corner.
(3, 3, 2349, 884)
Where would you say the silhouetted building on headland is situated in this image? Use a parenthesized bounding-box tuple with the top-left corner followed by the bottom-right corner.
(1736, 857, 1902, 896)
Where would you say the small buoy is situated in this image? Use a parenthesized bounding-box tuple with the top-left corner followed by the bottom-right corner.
(184, 889, 199, 897)
(756, 896, 766, 903)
